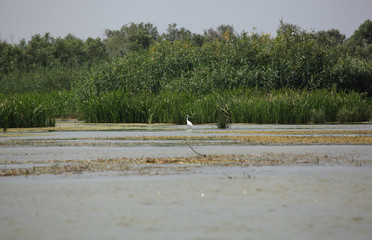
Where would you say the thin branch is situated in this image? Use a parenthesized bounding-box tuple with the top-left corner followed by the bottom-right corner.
(186, 143, 206, 157)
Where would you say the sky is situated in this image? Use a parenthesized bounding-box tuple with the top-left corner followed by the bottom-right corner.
(1, 0, 372, 43)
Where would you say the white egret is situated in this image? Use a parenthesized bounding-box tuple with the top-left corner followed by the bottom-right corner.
(186, 115, 193, 128)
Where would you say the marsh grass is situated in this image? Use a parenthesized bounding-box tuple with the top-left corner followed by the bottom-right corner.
(216, 99, 232, 129)
(0, 88, 370, 129)
(0, 93, 56, 129)
(79, 88, 371, 125)
(310, 109, 327, 124)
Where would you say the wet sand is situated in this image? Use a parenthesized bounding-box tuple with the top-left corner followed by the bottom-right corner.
(1, 122, 372, 239)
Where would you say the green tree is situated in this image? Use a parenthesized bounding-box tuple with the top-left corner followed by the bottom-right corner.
(314, 29, 346, 47)
(276, 19, 303, 37)
(204, 25, 236, 42)
(104, 22, 158, 57)
(104, 29, 126, 57)
(83, 37, 107, 64)
(0, 40, 25, 74)
(344, 19, 372, 60)
(191, 33, 205, 47)
(125, 22, 158, 51)
(53, 34, 85, 66)
(25, 33, 54, 69)
(162, 23, 192, 41)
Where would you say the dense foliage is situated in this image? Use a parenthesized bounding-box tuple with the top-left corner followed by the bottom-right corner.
(1, 20, 372, 95)
(82, 34, 370, 95)
(0, 33, 106, 93)
(1, 20, 372, 127)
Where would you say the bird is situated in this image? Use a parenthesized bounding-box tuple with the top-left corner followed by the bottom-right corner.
(186, 114, 193, 128)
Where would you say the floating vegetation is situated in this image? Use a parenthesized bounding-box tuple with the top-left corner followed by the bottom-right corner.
(1, 121, 371, 177)
(1, 131, 371, 147)
(1, 152, 368, 177)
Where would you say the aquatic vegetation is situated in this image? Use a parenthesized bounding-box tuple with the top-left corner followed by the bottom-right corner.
(1, 121, 370, 176)
(1, 126, 371, 147)
(0, 91, 79, 129)
(1, 151, 368, 177)
(1, 22, 372, 129)
(310, 109, 326, 124)
(0, 93, 56, 129)
(0, 88, 370, 129)
(78, 88, 371, 124)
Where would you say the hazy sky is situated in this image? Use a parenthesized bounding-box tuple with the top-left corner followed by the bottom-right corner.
(1, 0, 371, 43)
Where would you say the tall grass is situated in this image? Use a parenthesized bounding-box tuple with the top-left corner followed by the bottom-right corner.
(0, 93, 56, 129)
(78, 88, 371, 125)
(1, 88, 370, 129)
(81, 91, 193, 124)
(232, 89, 371, 124)
(0, 90, 80, 129)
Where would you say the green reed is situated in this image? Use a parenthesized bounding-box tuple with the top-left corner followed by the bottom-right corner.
(1, 88, 369, 129)
(78, 88, 371, 125)
(0, 92, 57, 129)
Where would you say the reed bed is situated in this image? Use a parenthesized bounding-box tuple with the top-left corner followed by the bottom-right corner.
(0, 90, 78, 129)
(0, 92, 57, 129)
(79, 88, 371, 125)
(1, 88, 370, 129)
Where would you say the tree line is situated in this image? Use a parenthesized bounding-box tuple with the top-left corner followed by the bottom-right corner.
(1, 20, 372, 95)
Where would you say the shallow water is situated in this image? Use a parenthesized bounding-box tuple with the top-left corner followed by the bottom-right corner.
(1, 122, 372, 239)
(1, 122, 371, 165)
(1, 166, 372, 240)
(1, 145, 371, 163)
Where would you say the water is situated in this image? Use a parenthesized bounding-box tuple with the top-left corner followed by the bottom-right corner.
(1, 122, 371, 165)
(1, 166, 372, 240)
(1, 122, 372, 239)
